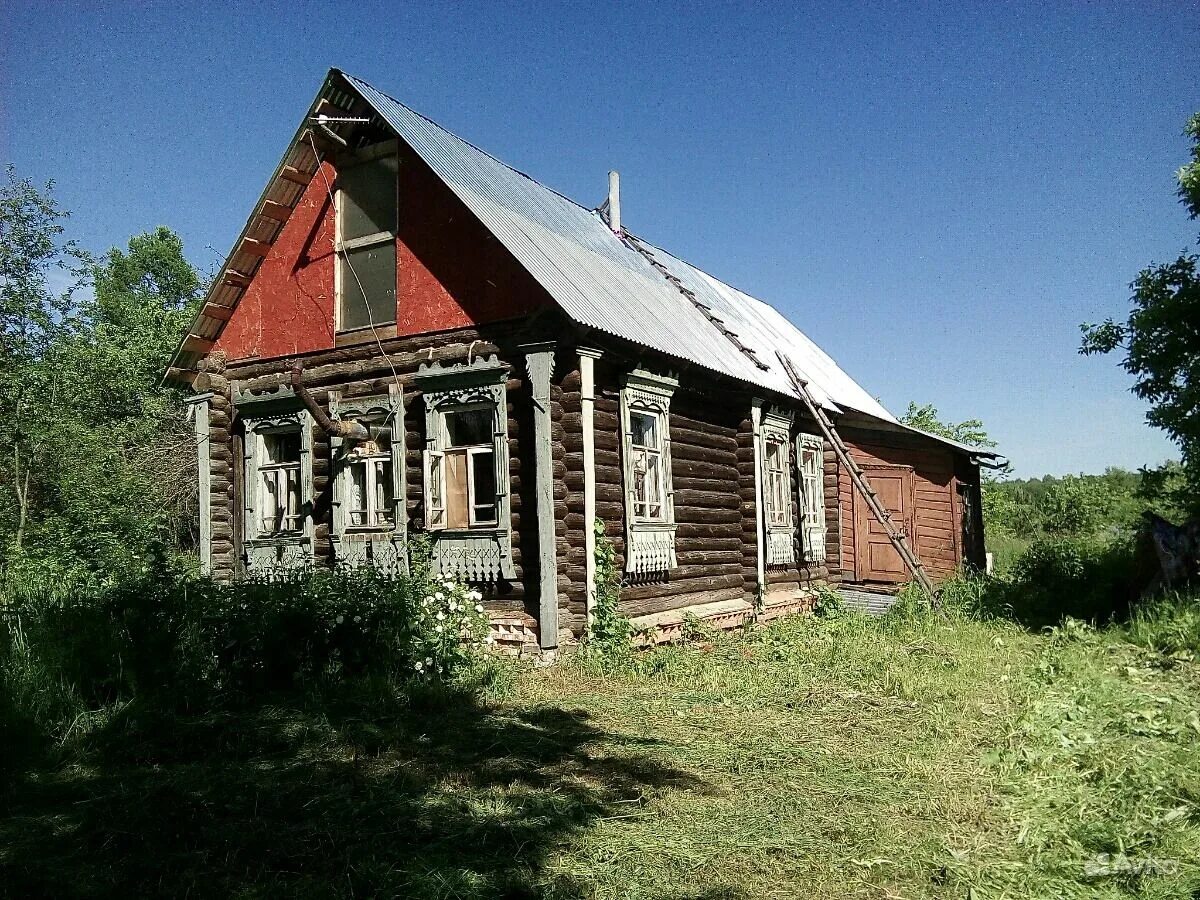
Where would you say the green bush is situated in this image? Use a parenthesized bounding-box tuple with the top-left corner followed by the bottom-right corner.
(1004, 536, 1133, 626)
(0, 555, 487, 772)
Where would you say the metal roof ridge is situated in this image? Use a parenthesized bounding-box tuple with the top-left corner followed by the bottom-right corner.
(340, 71, 599, 217)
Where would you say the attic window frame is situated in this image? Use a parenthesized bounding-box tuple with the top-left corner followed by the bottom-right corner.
(334, 140, 399, 335)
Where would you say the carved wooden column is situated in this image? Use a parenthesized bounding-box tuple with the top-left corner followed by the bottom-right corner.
(523, 342, 558, 650)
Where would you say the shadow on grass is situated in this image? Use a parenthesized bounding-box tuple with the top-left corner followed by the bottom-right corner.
(0, 681, 708, 898)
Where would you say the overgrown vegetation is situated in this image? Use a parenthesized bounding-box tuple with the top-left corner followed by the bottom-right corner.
(1, 168, 202, 576)
(584, 519, 633, 659)
(1, 551, 489, 783)
(3, 580, 1196, 897)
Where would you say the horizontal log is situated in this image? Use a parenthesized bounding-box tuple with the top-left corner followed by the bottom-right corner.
(672, 489, 741, 510)
(619, 572, 745, 603)
(621, 586, 747, 619)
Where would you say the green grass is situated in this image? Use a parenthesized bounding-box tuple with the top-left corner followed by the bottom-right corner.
(988, 531, 1032, 577)
(3, 602, 1198, 898)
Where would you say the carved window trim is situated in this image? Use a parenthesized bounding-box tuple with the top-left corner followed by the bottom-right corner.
(236, 386, 315, 573)
(329, 385, 408, 574)
(620, 368, 679, 574)
(415, 355, 516, 582)
(760, 408, 795, 566)
(797, 432, 827, 563)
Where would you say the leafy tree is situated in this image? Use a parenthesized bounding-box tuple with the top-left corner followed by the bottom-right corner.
(1081, 113, 1200, 510)
(1, 167, 202, 572)
(899, 402, 996, 449)
(1037, 475, 1109, 535)
(0, 168, 91, 550)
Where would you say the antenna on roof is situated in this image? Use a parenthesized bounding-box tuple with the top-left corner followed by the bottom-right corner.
(308, 113, 371, 148)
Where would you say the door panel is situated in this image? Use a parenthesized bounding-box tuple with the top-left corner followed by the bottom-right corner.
(854, 465, 915, 583)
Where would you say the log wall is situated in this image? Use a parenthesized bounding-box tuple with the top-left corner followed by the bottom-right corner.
(203, 320, 580, 636)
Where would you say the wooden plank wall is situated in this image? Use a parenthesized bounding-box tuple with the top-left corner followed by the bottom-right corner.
(837, 426, 963, 582)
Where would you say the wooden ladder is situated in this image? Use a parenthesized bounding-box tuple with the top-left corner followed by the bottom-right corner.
(776, 352, 941, 609)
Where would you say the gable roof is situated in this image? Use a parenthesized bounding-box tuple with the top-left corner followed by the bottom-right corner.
(344, 72, 890, 421)
(168, 69, 996, 456)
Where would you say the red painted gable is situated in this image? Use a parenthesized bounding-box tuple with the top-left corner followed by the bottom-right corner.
(214, 143, 552, 363)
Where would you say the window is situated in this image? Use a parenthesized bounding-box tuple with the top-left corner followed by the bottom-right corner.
(764, 438, 790, 527)
(798, 433, 826, 562)
(429, 406, 499, 529)
(258, 430, 302, 534)
(329, 388, 407, 573)
(336, 150, 397, 332)
(759, 408, 794, 566)
(345, 433, 395, 528)
(628, 410, 666, 521)
(620, 369, 678, 574)
(236, 396, 314, 573)
(416, 355, 516, 582)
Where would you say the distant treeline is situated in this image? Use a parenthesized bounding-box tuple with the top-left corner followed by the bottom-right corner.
(983, 463, 1188, 539)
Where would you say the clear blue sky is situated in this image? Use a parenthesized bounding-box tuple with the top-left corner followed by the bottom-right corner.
(4, 1, 1197, 477)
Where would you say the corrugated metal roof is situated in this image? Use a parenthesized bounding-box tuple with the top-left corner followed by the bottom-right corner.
(344, 72, 898, 423)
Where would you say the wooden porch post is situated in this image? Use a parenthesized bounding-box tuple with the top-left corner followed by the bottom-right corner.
(187, 392, 214, 576)
(523, 343, 559, 651)
(577, 347, 603, 628)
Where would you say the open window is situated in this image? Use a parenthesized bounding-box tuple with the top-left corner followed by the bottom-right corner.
(620, 368, 678, 574)
(415, 355, 515, 581)
(797, 433, 827, 563)
(237, 388, 315, 573)
(759, 409, 795, 565)
(330, 386, 407, 573)
(336, 143, 398, 334)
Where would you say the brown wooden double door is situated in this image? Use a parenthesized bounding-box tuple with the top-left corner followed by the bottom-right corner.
(854, 464, 916, 583)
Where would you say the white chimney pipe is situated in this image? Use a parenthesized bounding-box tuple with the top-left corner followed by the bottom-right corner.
(608, 170, 621, 234)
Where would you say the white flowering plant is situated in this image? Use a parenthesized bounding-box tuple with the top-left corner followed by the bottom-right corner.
(407, 579, 490, 680)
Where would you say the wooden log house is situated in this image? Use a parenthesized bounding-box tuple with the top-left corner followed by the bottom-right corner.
(167, 70, 997, 649)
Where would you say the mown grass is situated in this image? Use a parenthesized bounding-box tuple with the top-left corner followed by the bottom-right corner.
(3, 599, 1198, 898)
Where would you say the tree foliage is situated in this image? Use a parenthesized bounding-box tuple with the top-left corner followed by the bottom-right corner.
(899, 402, 996, 449)
(0, 169, 202, 574)
(1081, 113, 1200, 508)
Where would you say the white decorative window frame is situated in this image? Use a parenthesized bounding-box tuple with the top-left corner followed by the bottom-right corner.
(620, 368, 679, 575)
(329, 384, 407, 575)
(236, 385, 315, 574)
(760, 408, 795, 566)
(415, 355, 516, 582)
(797, 432, 827, 563)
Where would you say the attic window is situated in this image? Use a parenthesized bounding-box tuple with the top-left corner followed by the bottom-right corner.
(336, 150, 397, 332)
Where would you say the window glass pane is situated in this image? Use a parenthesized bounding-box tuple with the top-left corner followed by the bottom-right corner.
(348, 461, 367, 526)
(340, 242, 396, 330)
(284, 468, 300, 529)
(339, 155, 397, 241)
(373, 459, 394, 526)
(263, 432, 300, 465)
(630, 411, 657, 449)
(766, 441, 781, 471)
(646, 453, 662, 519)
(470, 449, 497, 524)
(428, 452, 445, 528)
(445, 450, 470, 529)
(446, 408, 493, 447)
(261, 470, 281, 532)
